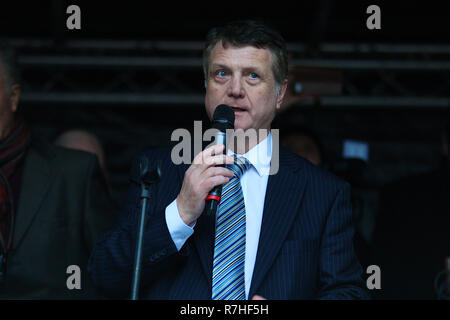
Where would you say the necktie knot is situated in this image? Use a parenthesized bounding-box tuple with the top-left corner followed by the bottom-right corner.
(228, 156, 251, 179)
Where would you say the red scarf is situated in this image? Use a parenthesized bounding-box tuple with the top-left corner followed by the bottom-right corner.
(0, 118, 31, 254)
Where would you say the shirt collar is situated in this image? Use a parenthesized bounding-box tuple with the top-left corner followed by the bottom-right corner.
(227, 132, 272, 177)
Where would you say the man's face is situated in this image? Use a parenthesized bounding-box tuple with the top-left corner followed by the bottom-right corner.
(0, 62, 19, 141)
(205, 42, 286, 132)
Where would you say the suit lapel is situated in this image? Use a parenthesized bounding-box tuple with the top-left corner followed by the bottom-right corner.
(249, 148, 307, 298)
(13, 142, 56, 249)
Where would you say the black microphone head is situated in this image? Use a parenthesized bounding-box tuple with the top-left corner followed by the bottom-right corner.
(212, 104, 235, 132)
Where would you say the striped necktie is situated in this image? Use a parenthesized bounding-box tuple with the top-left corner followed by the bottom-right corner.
(212, 156, 250, 300)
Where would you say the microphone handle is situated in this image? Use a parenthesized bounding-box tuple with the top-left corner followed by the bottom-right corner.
(205, 184, 222, 216)
(205, 130, 227, 217)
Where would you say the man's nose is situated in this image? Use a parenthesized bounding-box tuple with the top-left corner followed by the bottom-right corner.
(227, 76, 245, 98)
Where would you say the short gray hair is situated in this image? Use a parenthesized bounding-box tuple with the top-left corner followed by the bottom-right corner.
(0, 39, 20, 91)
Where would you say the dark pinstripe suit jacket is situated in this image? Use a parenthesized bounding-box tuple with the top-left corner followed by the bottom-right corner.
(88, 146, 369, 299)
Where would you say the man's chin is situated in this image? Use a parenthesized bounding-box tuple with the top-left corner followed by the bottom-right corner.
(232, 124, 268, 134)
(232, 125, 251, 132)
(232, 116, 250, 129)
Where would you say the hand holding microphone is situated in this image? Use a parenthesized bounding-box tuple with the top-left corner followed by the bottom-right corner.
(205, 105, 235, 216)
(176, 105, 235, 225)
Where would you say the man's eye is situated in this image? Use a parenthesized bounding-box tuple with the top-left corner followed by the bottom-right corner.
(249, 73, 259, 79)
(217, 70, 227, 77)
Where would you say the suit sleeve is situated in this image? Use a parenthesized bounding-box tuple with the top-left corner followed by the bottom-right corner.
(317, 182, 371, 300)
(87, 153, 182, 298)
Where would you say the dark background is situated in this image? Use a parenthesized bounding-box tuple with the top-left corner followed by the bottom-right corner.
(0, 1, 449, 284)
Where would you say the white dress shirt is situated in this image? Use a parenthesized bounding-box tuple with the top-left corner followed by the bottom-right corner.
(165, 133, 272, 299)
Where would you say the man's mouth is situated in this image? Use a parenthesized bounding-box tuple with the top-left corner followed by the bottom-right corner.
(231, 106, 246, 113)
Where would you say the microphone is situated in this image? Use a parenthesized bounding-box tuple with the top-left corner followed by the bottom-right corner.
(205, 104, 235, 216)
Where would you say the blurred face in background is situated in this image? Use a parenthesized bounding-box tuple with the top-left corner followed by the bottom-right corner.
(0, 60, 20, 142)
(282, 134, 322, 167)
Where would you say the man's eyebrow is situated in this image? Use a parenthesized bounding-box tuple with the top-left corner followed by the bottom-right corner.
(242, 66, 264, 74)
(210, 63, 230, 71)
(211, 64, 264, 74)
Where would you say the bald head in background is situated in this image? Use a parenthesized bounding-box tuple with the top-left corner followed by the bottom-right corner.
(55, 130, 108, 182)
(281, 126, 324, 167)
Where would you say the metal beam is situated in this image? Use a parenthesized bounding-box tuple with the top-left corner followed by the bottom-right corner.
(20, 92, 205, 104)
(18, 55, 202, 68)
(20, 92, 450, 108)
(8, 38, 450, 54)
(18, 55, 450, 71)
(290, 59, 450, 70)
(303, 96, 450, 108)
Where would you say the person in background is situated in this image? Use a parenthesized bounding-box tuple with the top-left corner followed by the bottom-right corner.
(55, 129, 111, 193)
(0, 40, 116, 299)
(373, 116, 450, 299)
(280, 125, 325, 167)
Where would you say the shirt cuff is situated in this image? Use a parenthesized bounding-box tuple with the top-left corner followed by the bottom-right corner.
(165, 198, 195, 251)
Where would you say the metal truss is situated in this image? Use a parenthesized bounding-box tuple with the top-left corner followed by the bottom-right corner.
(8, 39, 450, 108)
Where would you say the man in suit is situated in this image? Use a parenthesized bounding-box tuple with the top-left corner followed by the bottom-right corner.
(88, 20, 368, 300)
(0, 41, 116, 299)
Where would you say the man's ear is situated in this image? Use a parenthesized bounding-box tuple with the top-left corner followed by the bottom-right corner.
(276, 79, 288, 110)
(9, 84, 20, 113)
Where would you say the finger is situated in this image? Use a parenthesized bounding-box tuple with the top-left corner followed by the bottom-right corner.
(203, 154, 234, 167)
(202, 166, 234, 179)
(251, 295, 267, 300)
(203, 175, 230, 191)
(193, 153, 233, 168)
(204, 144, 226, 158)
(192, 145, 219, 164)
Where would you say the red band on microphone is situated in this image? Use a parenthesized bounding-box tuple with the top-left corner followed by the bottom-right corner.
(206, 195, 221, 202)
